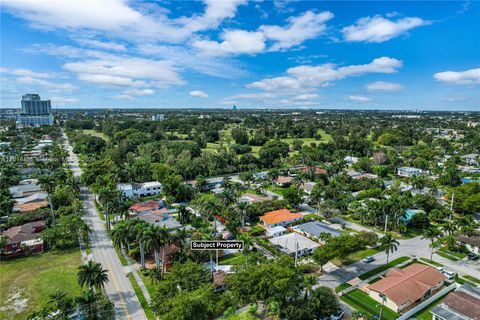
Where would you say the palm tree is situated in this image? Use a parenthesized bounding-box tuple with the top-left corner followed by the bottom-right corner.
(379, 232, 399, 264)
(200, 197, 223, 236)
(77, 261, 109, 290)
(266, 300, 281, 320)
(239, 234, 253, 268)
(422, 226, 442, 260)
(111, 223, 130, 253)
(136, 224, 147, 269)
(309, 183, 324, 216)
(38, 174, 57, 224)
(267, 169, 279, 191)
(141, 225, 162, 271)
(177, 205, 192, 225)
(48, 290, 75, 317)
(302, 275, 316, 301)
(236, 202, 249, 227)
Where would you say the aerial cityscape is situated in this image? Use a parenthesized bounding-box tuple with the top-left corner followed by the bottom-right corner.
(0, 1, 479, 320)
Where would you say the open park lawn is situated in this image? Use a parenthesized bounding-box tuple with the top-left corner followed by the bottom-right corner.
(0, 249, 82, 320)
(340, 289, 398, 320)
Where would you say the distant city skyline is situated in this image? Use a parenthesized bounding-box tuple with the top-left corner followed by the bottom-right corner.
(1, 0, 479, 110)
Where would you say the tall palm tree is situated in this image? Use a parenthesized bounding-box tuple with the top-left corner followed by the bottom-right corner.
(422, 226, 442, 260)
(111, 223, 130, 253)
(239, 234, 253, 268)
(136, 224, 147, 269)
(200, 197, 223, 236)
(77, 261, 109, 290)
(302, 275, 316, 301)
(267, 169, 279, 191)
(379, 232, 399, 264)
(141, 225, 162, 271)
(38, 174, 57, 224)
(236, 202, 249, 227)
(309, 183, 324, 216)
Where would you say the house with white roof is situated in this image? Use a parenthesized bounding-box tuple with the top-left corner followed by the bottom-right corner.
(397, 167, 423, 177)
(269, 233, 320, 257)
(117, 181, 162, 198)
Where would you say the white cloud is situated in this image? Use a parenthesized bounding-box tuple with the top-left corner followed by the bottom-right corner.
(260, 11, 333, 51)
(125, 89, 155, 96)
(189, 90, 209, 98)
(76, 38, 126, 51)
(51, 96, 79, 105)
(2, 0, 247, 43)
(64, 56, 184, 88)
(194, 10, 333, 56)
(433, 68, 480, 85)
(366, 81, 403, 91)
(113, 94, 134, 100)
(1, 67, 55, 78)
(343, 15, 428, 43)
(349, 95, 371, 102)
(293, 93, 318, 100)
(193, 30, 265, 55)
(16, 76, 77, 91)
(248, 57, 402, 92)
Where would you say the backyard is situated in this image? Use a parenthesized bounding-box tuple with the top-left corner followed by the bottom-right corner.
(340, 289, 398, 320)
(0, 249, 82, 320)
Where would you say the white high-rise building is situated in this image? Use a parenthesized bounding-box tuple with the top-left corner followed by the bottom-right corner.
(17, 94, 54, 126)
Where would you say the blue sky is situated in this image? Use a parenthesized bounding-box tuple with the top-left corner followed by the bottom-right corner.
(1, 0, 479, 110)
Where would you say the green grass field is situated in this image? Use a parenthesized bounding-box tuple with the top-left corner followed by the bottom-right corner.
(340, 289, 398, 320)
(414, 294, 447, 320)
(335, 283, 352, 293)
(358, 256, 410, 280)
(0, 249, 82, 320)
(332, 248, 380, 267)
(82, 129, 109, 141)
(219, 252, 246, 266)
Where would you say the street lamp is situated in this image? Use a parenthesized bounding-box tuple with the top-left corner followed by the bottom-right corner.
(378, 293, 386, 320)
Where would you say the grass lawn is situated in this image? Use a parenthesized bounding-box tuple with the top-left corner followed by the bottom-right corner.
(219, 252, 246, 266)
(335, 283, 352, 293)
(358, 256, 410, 280)
(0, 248, 82, 320)
(114, 245, 129, 266)
(128, 274, 156, 320)
(414, 294, 447, 320)
(463, 275, 480, 284)
(435, 251, 459, 261)
(437, 248, 467, 260)
(332, 248, 380, 267)
(82, 129, 109, 141)
(266, 185, 289, 197)
(139, 271, 157, 297)
(419, 258, 443, 267)
(340, 289, 398, 320)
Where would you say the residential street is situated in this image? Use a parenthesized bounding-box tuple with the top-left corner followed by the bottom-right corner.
(62, 132, 147, 320)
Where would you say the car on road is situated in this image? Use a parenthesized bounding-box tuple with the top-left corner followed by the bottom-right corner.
(330, 310, 344, 320)
(443, 270, 455, 280)
(363, 256, 375, 263)
(467, 252, 479, 260)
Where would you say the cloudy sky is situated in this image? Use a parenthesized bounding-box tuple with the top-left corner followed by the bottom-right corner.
(1, 0, 479, 110)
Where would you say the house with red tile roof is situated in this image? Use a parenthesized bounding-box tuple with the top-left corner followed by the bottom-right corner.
(366, 263, 445, 312)
(259, 209, 304, 228)
(431, 283, 480, 320)
(129, 200, 161, 215)
(1, 221, 45, 256)
(13, 200, 49, 213)
(275, 176, 293, 187)
(302, 166, 327, 175)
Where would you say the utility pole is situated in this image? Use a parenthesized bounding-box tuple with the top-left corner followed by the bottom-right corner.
(450, 192, 455, 212)
(294, 240, 299, 267)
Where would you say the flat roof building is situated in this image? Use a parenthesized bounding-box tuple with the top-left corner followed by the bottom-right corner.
(269, 232, 320, 256)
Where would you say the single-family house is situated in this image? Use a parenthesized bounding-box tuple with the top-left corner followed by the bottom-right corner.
(239, 193, 272, 204)
(344, 156, 359, 164)
(117, 181, 162, 198)
(302, 166, 327, 175)
(300, 182, 316, 195)
(397, 167, 423, 177)
(129, 200, 161, 215)
(275, 176, 293, 187)
(13, 201, 49, 213)
(8, 183, 44, 198)
(138, 210, 182, 230)
(1, 221, 45, 255)
(366, 263, 445, 313)
(259, 209, 304, 228)
(293, 221, 341, 241)
(401, 209, 426, 224)
(266, 226, 288, 238)
(269, 233, 320, 257)
(456, 233, 480, 254)
(430, 283, 480, 320)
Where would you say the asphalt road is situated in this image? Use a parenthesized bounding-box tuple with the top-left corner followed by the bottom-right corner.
(62, 132, 147, 320)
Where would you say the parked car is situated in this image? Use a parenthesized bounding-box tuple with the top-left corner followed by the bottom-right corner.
(443, 270, 455, 280)
(436, 266, 444, 272)
(363, 256, 375, 263)
(330, 310, 345, 320)
(467, 252, 479, 260)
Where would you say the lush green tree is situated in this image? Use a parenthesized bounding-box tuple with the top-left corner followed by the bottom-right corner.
(379, 232, 399, 263)
(77, 261, 109, 290)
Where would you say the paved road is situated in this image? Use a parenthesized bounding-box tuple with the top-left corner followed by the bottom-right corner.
(62, 132, 147, 320)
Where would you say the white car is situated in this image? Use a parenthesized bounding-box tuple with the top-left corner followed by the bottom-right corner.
(363, 256, 375, 263)
(443, 270, 455, 280)
(330, 310, 344, 320)
(436, 266, 444, 272)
